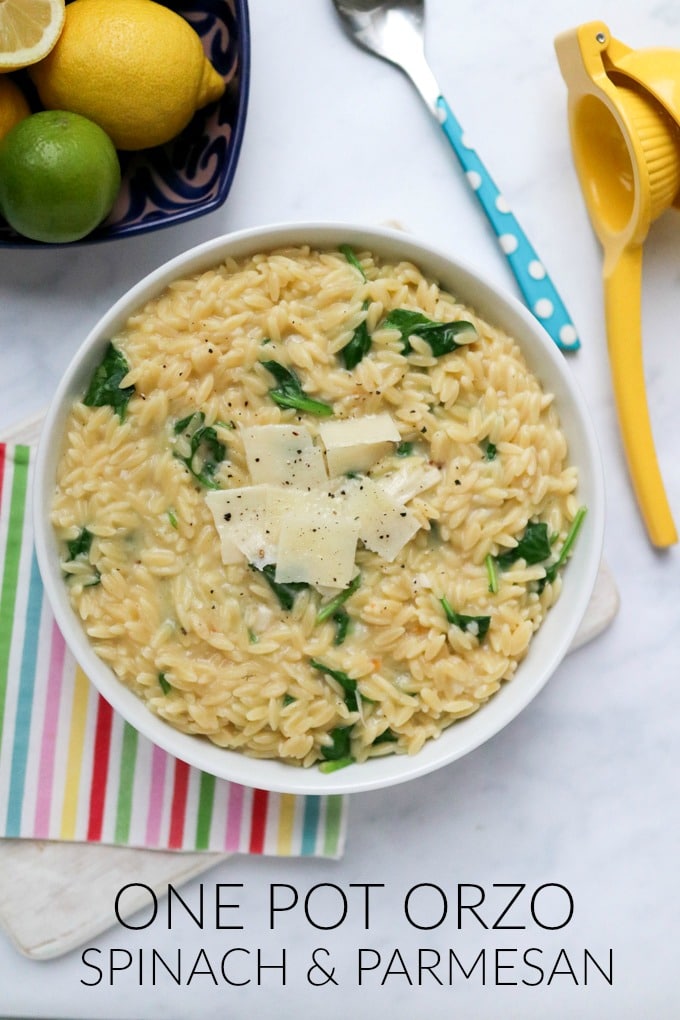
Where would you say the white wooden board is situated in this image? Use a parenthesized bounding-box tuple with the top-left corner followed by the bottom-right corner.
(0, 412, 619, 960)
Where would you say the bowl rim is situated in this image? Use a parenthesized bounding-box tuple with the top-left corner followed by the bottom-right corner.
(33, 221, 606, 794)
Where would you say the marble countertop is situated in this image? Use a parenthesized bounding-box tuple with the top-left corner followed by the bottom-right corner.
(1, 0, 678, 1016)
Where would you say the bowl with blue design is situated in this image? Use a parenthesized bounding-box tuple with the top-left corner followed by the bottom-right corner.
(0, 0, 250, 246)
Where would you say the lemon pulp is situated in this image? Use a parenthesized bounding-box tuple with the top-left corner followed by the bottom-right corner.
(0, 0, 65, 71)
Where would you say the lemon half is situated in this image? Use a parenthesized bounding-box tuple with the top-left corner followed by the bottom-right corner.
(0, 0, 65, 72)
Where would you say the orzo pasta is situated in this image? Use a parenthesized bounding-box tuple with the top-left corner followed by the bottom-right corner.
(51, 245, 582, 769)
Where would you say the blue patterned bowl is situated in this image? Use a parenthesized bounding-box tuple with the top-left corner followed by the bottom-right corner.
(0, 0, 250, 246)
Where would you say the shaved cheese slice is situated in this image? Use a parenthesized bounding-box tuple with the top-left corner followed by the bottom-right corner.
(264, 485, 309, 521)
(276, 497, 360, 590)
(343, 476, 420, 561)
(206, 414, 432, 582)
(319, 413, 400, 477)
(206, 485, 281, 567)
(217, 531, 247, 565)
(377, 458, 442, 504)
(240, 424, 328, 489)
(325, 441, 393, 477)
(318, 413, 400, 448)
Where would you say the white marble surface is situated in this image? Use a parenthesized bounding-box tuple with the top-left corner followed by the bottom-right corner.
(1, 0, 679, 1016)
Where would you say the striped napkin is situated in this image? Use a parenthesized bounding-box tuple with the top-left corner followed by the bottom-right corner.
(0, 442, 347, 858)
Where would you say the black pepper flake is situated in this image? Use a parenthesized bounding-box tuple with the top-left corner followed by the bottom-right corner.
(455, 479, 461, 486)
(224, 512, 232, 521)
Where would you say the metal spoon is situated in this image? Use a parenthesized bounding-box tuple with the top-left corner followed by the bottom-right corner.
(332, 0, 580, 351)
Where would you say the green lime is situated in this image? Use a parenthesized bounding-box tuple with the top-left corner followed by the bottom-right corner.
(0, 109, 121, 243)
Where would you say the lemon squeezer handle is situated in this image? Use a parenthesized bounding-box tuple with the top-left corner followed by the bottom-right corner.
(436, 95, 580, 353)
(604, 246, 677, 547)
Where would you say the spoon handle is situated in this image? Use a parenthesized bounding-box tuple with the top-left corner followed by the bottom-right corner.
(436, 95, 579, 352)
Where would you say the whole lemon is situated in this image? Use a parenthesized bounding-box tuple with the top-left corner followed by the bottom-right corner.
(0, 77, 31, 142)
(29, 0, 225, 151)
(0, 110, 121, 243)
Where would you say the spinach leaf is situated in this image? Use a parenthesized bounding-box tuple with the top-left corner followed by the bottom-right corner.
(320, 726, 353, 762)
(316, 573, 361, 624)
(65, 527, 100, 587)
(539, 506, 587, 590)
(339, 243, 367, 281)
(332, 609, 350, 646)
(83, 343, 135, 419)
(319, 755, 354, 774)
(66, 527, 93, 560)
(261, 360, 333, 417)
(282, 693, 297, 707)
(158, 672, 172, 695)
(311, 659, 364, 712)
(256, 563, 309, 611)
(382, 309, 477, 356)
(340, 302, 372, 369)
(484, 441, 497, 461)
(484, 553, 499, 595)
(173, 412, 226, 489)
(396, 441, 413, 457)
(373, 728, 398, 746)
(440, 595, 490, 641)
(495, 521, 552, 569)
(316, 576, 360, 645)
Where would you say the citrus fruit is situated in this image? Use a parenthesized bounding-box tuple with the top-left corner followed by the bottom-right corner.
(0, 77, 31, 141)
(0, 110, 121, 243)
(30, 0, 226, 151)
(0, 0, 65, 71)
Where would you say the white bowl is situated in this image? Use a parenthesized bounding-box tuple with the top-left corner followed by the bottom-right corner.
(33, 223, 605, 795)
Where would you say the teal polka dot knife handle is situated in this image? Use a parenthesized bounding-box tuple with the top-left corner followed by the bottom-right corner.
(437, 96, 579, 352)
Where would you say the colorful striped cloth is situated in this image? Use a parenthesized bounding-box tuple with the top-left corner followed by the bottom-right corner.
(0, 443, 347, 857)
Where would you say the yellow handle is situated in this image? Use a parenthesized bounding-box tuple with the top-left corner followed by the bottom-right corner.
(604, 245, 677, 546)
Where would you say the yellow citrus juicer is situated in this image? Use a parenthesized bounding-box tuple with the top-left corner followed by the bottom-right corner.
(555, 21, 680, 547)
